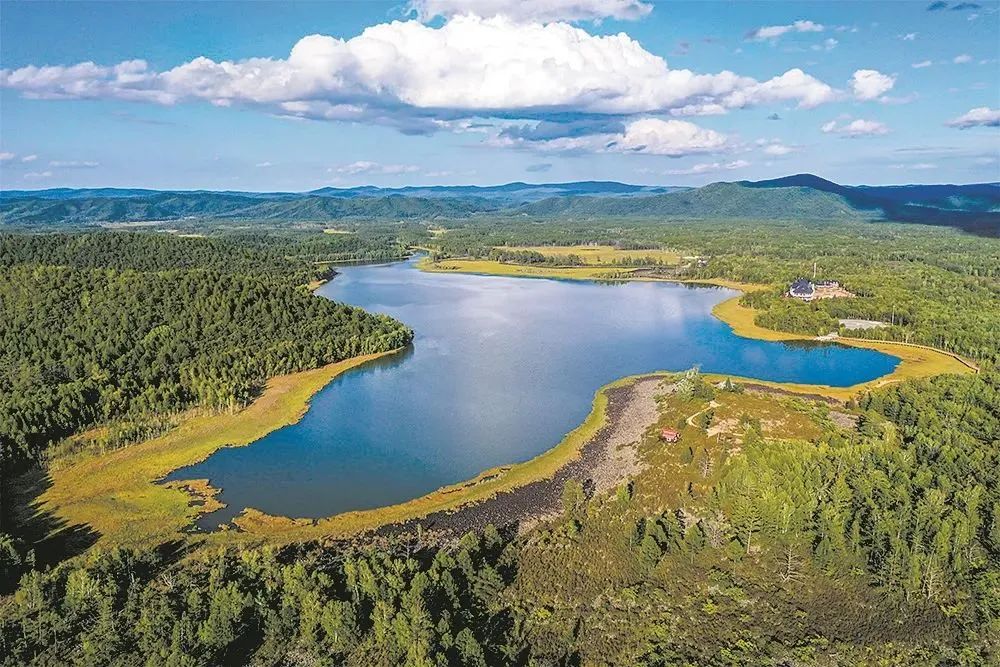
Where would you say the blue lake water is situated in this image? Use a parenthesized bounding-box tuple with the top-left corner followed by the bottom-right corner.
(169, 257, 899, 527)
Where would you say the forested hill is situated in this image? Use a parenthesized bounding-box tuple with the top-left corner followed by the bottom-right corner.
(0, 192, 502, 227)
(0, 232, 414, 467)
(519, 181, 859, 220)
(2, 176, 997, 235)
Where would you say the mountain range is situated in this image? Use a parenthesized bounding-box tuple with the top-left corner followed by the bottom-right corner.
(2, 176, 997, 236)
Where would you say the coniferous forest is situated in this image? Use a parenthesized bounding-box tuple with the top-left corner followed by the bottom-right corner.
(0, 232, 413, 465)
(1, 223, 998, 665)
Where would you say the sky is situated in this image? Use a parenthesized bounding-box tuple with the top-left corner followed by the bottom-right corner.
(1, 0, 998, 190)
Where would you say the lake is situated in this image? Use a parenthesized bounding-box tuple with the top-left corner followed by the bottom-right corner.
(168, 258, 899, 527)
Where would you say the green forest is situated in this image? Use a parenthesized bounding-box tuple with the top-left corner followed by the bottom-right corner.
(429, 218, 1000, 364)
(2, 372, 997, 665)
(1, 222, 998, 665)
(0, 232, 413, 466)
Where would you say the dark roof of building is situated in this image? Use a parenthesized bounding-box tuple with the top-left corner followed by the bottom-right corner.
(790, 279, 814, 295)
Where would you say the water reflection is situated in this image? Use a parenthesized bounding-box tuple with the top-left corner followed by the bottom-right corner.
(169, 258, 898, 527)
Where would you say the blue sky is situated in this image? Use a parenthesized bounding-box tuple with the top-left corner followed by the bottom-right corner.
(1, 0, 998, 190)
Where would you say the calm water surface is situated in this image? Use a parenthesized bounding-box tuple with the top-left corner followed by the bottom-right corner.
(169, 258, 898, 527)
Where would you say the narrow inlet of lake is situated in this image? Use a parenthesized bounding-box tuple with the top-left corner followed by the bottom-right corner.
(167, 257, 898, 527)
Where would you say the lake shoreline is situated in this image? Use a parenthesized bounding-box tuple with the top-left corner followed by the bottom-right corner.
(30, 256, 974, 549)
(26, 350, 403, 548)
(418, 256, 976, 400)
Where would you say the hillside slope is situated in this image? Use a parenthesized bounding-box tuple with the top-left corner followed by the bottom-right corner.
(519, 182, 860, 220)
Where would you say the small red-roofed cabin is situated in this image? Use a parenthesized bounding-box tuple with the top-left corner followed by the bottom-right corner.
(660, 428, 680, 443)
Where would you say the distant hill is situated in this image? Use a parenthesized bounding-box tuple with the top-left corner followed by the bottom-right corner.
(0, 192, 502, 226)
(743, 174, 1000, 235)
(2, 181, 684, 204)
(518, 181, 860, 220)
(2, 176, 997, 235)
(308, 181, 685, 203)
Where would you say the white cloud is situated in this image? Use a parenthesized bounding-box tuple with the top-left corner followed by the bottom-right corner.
(946, 107, 1000, 128)
(663, 159, 750, 176)
(255, 161, 273, 168)
(21, 154, 38, 162)
(23, 170, 53, 180)
(49, 160, 99, 168)
(408, 0, 653, 23)
(498, 117, 729, 156)
(0, 15, 839, 133)
(331, 161, 421, 175)
(811, 38, 838, 51)
(890, 162, 937, 170)
(756, 138, 797, 156)
(614, 118, 728, 155)
(953, 54, 973, 64)
(747, 20, 824, 41)
(850, 69, 895, 101)
(821, 118, 889, 137)
(0, 151, 14, 161)
(901, 32, 917, 41)
(912, 60, 933, 68)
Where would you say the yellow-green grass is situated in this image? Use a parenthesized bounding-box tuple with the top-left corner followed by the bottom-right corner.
(32, 352, 397, 548)
(225, 374, 641, 542)
(709, 297, 976, 400)
(419, 256, 759, 291)
(419, 256, 638, 280)
(34, 255, 977, 549)
(421, 256, 975, 401)
(510, 244, 681, 266)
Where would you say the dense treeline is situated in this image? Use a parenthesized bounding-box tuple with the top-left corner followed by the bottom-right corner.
(0, 233, 413, 465)
(430, 219, 1000, 363)
(2, 372, 997, 664)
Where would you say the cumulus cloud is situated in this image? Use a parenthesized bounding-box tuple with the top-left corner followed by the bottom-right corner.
(0, 15, 839, 139)
(498, 117, 729, 156)
(747, 20, 823, 41)
(332, 161, 420, 175)
(663, 159, 750, 176)
(614, 118, 728, 155)
(21, 154, 38, 162)
(953, 54, 973, 64)
(946, 107, 1000, 128)
(912, 60, 933, 68)
(756, 138, 797, 156)
(408, 0, 653, 23)
(0, 151, 14, 161)
(901, 32, 917, 40)
(49, 160, 99, 168)
(850, 69, 895, 100)
(821, 118, 889, 137)
(23, 170, 53, 180)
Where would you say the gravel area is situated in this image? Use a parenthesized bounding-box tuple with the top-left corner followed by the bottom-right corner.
(376, 376, 667, 540)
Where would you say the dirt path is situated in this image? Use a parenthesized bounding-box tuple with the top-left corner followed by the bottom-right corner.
(376, 376, 668, 541)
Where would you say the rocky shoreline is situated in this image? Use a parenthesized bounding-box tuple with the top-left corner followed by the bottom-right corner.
(375, 376, 667, 541)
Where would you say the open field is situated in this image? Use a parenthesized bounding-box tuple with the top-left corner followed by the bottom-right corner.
(421, 257, 641, 280)
(509, 244, 682, 265)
